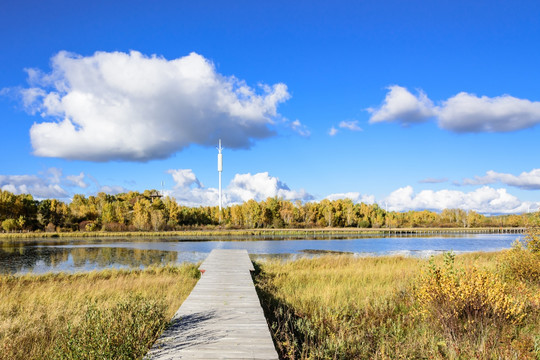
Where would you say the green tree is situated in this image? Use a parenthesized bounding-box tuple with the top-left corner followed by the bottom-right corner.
(0, 190, 15, 222)
(101, 202, 116, 225)
(242, 200, 262, 228)
(2, 218, 19, 232)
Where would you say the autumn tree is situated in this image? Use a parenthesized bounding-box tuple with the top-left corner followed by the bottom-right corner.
(243, 200, 262, 228)
(2, 218, 18, 232)
(132, 199, 151, 230)
(229, 205, 244, 227)
(279, 200, 295, 227)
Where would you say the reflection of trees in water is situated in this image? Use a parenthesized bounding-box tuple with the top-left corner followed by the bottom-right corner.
(70, 247, 178, 267)
(0, 244, 178, 274)
(0, 243, 50, 273)
(43, 249, 70, 267)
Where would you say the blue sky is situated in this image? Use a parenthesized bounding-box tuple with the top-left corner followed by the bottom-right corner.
(1, 0, 540, 214)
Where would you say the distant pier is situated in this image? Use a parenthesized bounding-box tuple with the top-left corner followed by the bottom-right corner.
(147, 249, 278, 359)
(378, 227, 526, 236)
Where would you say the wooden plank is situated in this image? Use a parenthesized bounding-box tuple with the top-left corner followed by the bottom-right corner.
(147, 249, 278, 360)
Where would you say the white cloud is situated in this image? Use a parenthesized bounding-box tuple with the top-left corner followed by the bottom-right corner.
(439, 93, 540, 132)
(0, 174, 67, 199)
(98, 185, 129, 195)
(166, 187, 220, 208)
(22, 50, 291, 162)
(0, 169, 93, 199)
(46, 167, 63, 184)
(66, 172, 88, 188)
(419, 177, 448, 184)
(20, 87, 46, 113)
(384, 185, 537, 214)
(338, 120, 362, 131)
(290, 119, 310, 137)
(328, 120, 362, 137)
(227, 172, 313, 203)
(166, 169, 313, 206)
(168, 169, 202, 189)
(461, 169, 540, 190)
(369, 86, 540, 132)
(368, 85, 436, 125)
(325, 192, 375, 204)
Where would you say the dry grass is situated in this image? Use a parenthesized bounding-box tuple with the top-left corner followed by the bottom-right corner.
(255, 255, 425, 359)
(0, 264, 199, 360)
(255, 252, 540, 359)
(257, 255, 420, 311)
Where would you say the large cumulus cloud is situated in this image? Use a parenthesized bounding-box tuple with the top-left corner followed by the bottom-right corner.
(166, 169, 313, 207)
(368, 85, 540, 132)
(22, 51, 290, 161)
(227, 172, 313, 203)
(384, 185, 538, 214)
(368, 86, 436, 125)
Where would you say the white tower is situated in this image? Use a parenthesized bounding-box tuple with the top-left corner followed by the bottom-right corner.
(217, 139, 223, 222)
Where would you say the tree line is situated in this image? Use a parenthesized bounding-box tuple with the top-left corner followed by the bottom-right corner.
(0, 189, 538, 233)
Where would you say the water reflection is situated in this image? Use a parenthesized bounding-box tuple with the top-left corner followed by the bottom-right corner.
(0, 233, 521, 275)
(0, 242, 178, 274)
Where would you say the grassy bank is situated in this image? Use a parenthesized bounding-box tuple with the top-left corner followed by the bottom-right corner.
(254, 252, 540, 359)
(0, 227, 525, 241)
(0, 264, 199, 360)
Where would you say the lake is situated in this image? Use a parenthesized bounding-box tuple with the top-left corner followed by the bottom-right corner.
(0, 233, 522, 274)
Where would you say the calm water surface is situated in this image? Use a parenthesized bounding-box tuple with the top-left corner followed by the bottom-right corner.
(0, 233, 522, 274)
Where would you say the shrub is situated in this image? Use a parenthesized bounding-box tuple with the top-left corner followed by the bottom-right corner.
(524, 227, 540, 253)
(500, 227, 540, 284)
(101, 222, 128, 232)
(45, 222, 57, 232)
(416, 252, 525, 344)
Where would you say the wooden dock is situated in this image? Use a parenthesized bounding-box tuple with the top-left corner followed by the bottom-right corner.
(147, 249, 278, 359)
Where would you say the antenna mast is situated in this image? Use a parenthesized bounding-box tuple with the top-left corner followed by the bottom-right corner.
(217, 139, 223, 222)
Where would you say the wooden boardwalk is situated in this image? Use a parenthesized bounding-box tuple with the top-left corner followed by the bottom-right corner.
(147, 249, 278, 359)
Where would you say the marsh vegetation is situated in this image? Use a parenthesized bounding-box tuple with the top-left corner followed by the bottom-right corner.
(0, 264, 199, 360)
(254, 228, 540, 359)
(1, 229, 538, 359)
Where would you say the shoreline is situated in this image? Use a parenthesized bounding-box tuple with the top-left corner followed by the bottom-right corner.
(0, 226, 526, 241)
